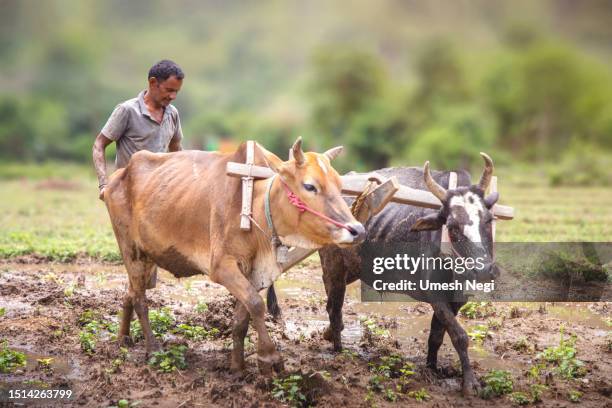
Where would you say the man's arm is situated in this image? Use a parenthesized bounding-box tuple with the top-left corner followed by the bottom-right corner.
(168, 134, 183, 152)
(92, 133, 113, 200)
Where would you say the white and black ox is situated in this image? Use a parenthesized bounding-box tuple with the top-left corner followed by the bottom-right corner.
(268, 153, 500, 395)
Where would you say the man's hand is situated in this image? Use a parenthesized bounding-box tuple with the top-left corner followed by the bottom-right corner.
(93, 133, 113, 202)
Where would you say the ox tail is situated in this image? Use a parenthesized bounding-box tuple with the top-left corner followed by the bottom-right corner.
(266, 285, 282, 320)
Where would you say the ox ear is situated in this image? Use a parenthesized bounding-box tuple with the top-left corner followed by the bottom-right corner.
(484, 191, 499, 209)
(323, 145, 344, 161)
(290, 136, 305, 167)
(410, 212, 445, 232)
(257, 143, 284, 174)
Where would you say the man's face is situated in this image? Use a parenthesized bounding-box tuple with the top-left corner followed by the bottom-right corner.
(148, 75, 183, 107)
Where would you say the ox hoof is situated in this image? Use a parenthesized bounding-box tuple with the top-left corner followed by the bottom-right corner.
(257, 354, 284, 376)
(461, 374, 481, 397)
(230, 360, 245, 374)
(323, 326, 343, 352)
(145, 342, 162, 358)
(118, 335, 134, 348)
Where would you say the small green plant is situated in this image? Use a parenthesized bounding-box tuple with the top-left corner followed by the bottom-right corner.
(0, 342, 27, 373)
(271, 374, 306, 407)
(487, 318, 502, 330)
(109, 399, 141, 408)
(78, 309, 99, 326)
(460, 302, 495, 319)
(530, 384, 547, 403)
(407, 388, 430, 402)
(37, 357, 54, 373)
(0, 307, 5, 317)
(194, 299, 208, 313)
(106, 347, 129, 374)
(383, 388, 397, 402)
(467, 324, 489, 344)
(360, 317, 390, 340)
(148, 308, 175, 337)
(79, 331, 97, 355)
(79, 319, 103, 355)
(537, 327, 585, 379)
(512, 337, 533, 353)
(148, 345, 187, 373)
(567, 390, 582, 403)
(173, 324, 219, 341)
(509, 392, 530, 405)
(526, 362, 545, 379)
(481, 370, 513, 399)
(63, 283, 76, 297)
(340, 349, 358, 360)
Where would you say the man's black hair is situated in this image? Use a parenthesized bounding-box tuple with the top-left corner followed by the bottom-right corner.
(148, 60, 184, 82)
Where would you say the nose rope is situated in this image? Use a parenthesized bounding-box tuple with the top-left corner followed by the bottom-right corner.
(278, 178, 356, 233)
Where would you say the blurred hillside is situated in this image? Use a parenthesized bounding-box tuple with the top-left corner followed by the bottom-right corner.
(0, 0, 611, 184)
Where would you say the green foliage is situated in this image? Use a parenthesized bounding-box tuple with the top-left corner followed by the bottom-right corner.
(0, 307, 5, 317)
(467, 325, 489, 344)
(173, 324, 219, 341)
(271, 374, 306, 407)
(0, 341, 27, 373)
(512, 337, 534, 353)
(194, 300, 208, 313)
(407, 104, 496, 170)
(530, 384, 547, 403)
(148, 308, 175, 337)
(509, 392, 530, 405)
(79, 325, 98, 355)
(549, 143, 612, 186)
(567, 390, 582, 403)
(360, 317, 390, 341)
(536, 327, 586, 379)
(407, 388, 430, 402)
(481, 370, 514, 399)
(460, 302, 495, 319)
(148, 345, 188, 373)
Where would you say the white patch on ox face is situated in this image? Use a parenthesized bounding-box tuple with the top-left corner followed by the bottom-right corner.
(449, 192, 484, 242)
(316, 157, 328, 175)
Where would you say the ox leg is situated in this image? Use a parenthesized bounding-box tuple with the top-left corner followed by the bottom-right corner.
(431, 302, 480, 396)
(230, 302, 250, 373)
(123, 257, 160, 356)
(426, 314, 445, 370)
(211, 256, 282, 375)
(322, 269, 347, 352)
(426, 302, 462, 369)
(118, 293, 134, 347)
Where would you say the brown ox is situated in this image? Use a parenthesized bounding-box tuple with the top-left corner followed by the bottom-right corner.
(103, 137, 365, 373)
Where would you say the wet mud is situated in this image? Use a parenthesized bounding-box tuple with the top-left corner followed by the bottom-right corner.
(0, 260, 610, 407)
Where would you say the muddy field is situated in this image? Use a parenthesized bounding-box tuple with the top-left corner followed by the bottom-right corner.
(0, 258, 610, 407)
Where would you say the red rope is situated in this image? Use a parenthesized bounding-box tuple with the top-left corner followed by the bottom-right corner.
(280, 179, 355, 233)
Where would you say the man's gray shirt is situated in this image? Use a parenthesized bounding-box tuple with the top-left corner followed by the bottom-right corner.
(101, 90, 183, 168)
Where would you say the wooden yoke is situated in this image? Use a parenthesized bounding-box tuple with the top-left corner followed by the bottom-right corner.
(227, 159, 514, 273)
(441, 172, 458, 244)
(240, 141, 256, 231)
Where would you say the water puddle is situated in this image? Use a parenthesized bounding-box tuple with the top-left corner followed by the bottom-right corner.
(3, 346, 82, 381)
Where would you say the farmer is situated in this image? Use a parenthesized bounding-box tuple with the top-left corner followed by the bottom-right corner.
(92, 59, 185, 200)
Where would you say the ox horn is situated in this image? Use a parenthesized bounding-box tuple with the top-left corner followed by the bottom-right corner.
(478, 152, 494, 191)
(290, 136, 305, 166)
(423, 161, 447, 202)
(323, 145, 344, 161)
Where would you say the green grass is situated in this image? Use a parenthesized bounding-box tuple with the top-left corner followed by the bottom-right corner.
(0, 165, 610, 263)
(495, 168, 612, 241)
(0, 173, 120, 262)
